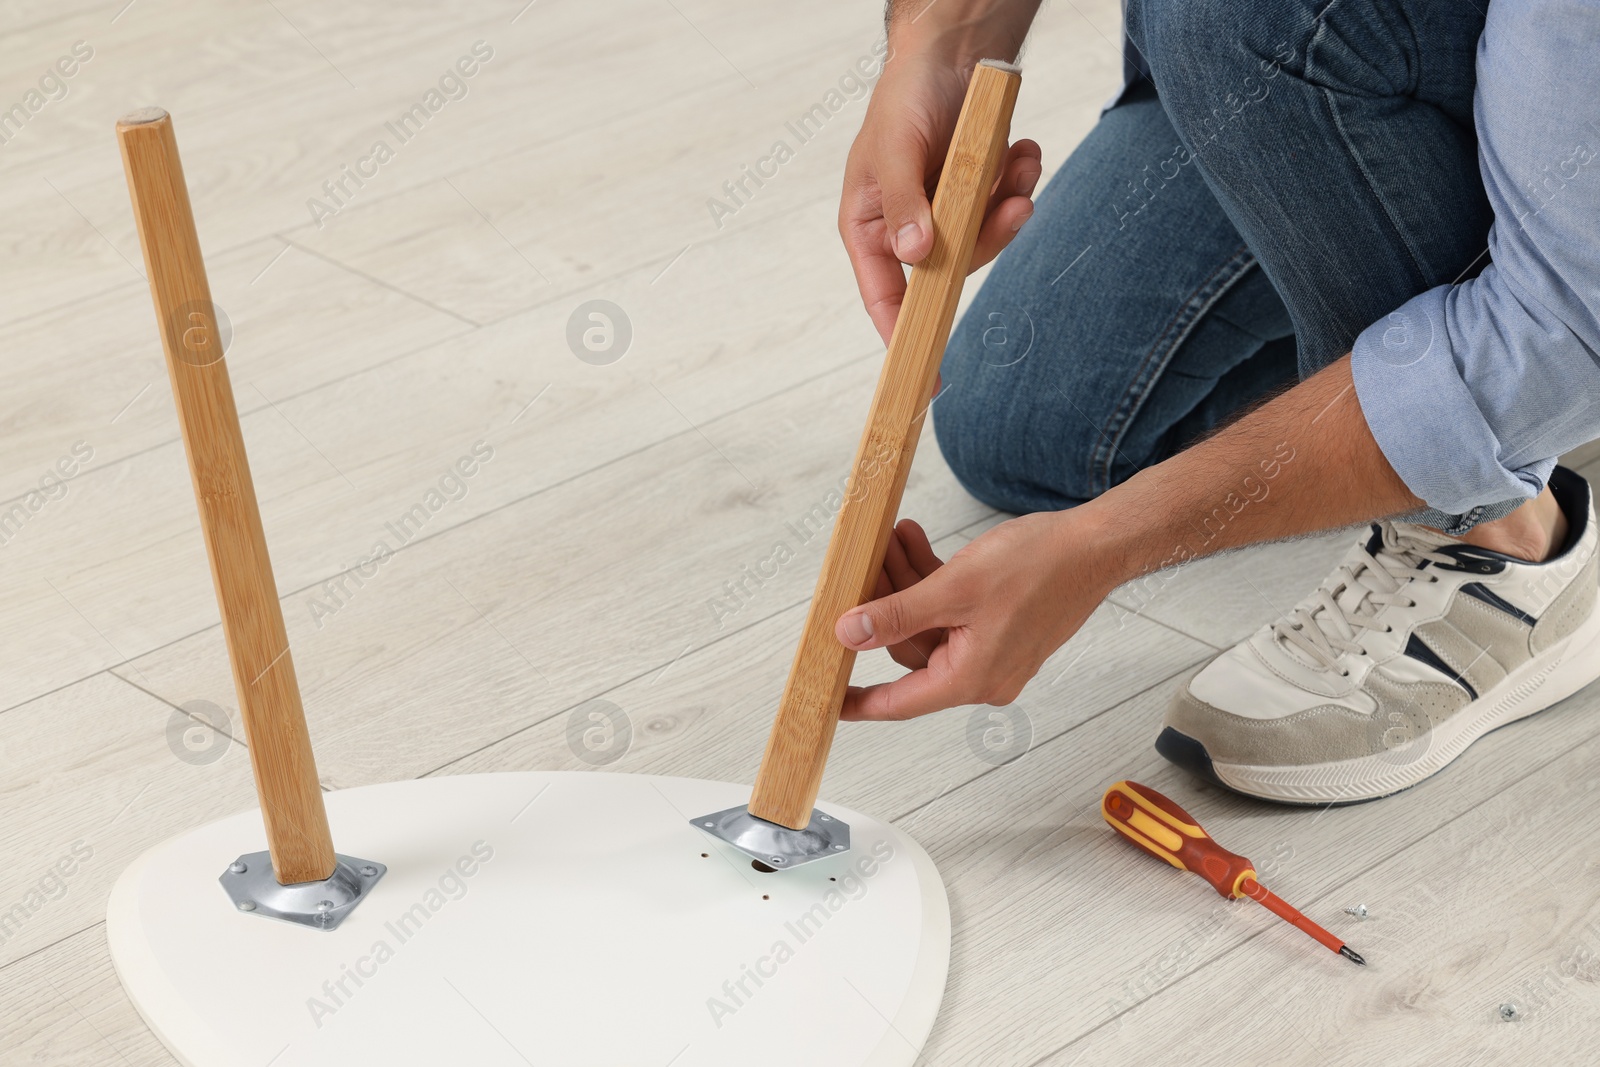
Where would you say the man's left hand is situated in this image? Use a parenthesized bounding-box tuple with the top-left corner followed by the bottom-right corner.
(835, 512, 1119, 721)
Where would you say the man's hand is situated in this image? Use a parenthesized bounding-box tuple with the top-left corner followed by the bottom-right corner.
(835, 356, 1423, 722)
(842, 18, 1043, 345)
(835, 513, 1119, 720)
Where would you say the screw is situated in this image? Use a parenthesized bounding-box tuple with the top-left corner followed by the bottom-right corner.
(360, 865, 378, 877)
(1499, 1002, 1519, 1021)
(770, 857, 785, 864)
(1344, 904, 1369, 920)
(317, 900, 335, 912)
(237, 900, 256, 912)
(819, 815, 832, 822)
(229, 861, 247, 874)
(832, 844, 846, 851)
(703, 821, 714, 828)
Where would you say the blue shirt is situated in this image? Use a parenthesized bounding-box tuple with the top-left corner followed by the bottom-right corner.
(1350, 0, 1600, 514)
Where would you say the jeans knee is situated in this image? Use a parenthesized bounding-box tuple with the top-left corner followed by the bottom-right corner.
(932, 382, 1043, 514)
(1127, 0, 1301, 117)
(933, 310, 1101, 514)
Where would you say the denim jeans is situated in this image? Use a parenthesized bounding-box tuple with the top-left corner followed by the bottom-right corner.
(934, 0, 1515, 533)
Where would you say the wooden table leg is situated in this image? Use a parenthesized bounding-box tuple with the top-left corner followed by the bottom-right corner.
(748, 62, 1023, 829)
(117, 108, 336, 885)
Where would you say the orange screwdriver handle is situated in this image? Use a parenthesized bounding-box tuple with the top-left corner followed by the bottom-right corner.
(1101, 780, 1256, 899)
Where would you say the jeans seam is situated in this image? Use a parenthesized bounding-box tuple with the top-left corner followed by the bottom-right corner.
(1307, 12, 1430, 289)
(1090, 244, 1259, 494)
(1389, 0, 1423, 97)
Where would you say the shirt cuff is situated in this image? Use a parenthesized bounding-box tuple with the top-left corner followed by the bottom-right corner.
(1350, 286, 1545, 517)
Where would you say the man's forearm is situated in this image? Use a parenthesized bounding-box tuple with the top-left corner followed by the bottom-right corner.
(886, 0, 1042, 63)
(1081, 355, 1421, 584)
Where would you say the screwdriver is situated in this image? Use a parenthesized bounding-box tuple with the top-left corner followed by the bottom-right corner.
(1101, 780, 1366, 965)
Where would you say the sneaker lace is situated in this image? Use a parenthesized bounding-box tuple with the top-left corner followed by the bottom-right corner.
(1271, 524, 1454, 674)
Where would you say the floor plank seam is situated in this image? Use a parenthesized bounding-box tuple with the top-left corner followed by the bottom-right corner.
(1101, 591, 1229, 651)
(106, 671, 247, 748)
(0, 667, 123, 722)
(0, 319, 477, 516)
(950, 509, 1002, 539)
(0, 271, 147, 335)
(282, 237, 483, 328)
(469, 185, 858, 331)
(890, 651, 1217, 831)
(0, 920, 106, 981)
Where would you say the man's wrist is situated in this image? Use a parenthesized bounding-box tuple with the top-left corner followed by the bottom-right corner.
(1047, 496, 1145, 597)
(1066, 466, 1216, 591)
(886, 0, 1036, 66)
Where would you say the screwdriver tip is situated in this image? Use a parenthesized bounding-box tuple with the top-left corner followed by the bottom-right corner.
(1339, 945, 1366, 966)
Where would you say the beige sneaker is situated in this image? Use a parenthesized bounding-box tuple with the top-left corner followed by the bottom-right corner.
(1157, 467, 1600, 804)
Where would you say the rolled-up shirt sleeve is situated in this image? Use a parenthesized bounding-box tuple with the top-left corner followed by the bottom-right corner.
(1351, 0, 1600, 517)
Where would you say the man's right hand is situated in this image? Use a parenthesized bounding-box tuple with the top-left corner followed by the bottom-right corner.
(840, 43, 1042, 345)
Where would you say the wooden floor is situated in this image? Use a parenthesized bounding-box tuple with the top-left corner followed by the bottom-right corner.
(5, 2, 1600, 1064)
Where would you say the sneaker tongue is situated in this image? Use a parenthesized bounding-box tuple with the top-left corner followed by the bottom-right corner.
(1332, 581, 1371, 618)
(1329, 537, 1403, 621)
(1388, 522, 1460, 551)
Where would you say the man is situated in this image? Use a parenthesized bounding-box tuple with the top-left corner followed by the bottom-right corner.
(832, 0, 1600, 803)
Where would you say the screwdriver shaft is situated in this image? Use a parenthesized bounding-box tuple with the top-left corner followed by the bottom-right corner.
(1241, 878, 1362, 963)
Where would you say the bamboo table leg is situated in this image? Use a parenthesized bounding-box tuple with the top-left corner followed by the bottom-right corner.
(118, 108, 337, 889)
(697, 61, 1022, 858)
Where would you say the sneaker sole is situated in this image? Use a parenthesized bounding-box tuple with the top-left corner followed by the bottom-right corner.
(1158, 593, 1600, 805)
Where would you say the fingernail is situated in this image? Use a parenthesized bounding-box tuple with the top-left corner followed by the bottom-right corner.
(1019, 170, 1039, 197)
(894, 222, 922, 259)
(842, 612, 874, 645)
(1012, 205, 1033, 232)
